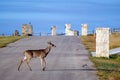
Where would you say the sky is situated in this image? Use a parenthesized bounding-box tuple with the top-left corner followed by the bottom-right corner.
(0, 0, 120, 35)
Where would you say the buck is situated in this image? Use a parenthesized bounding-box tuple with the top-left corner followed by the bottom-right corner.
(18, 41, 56, 71)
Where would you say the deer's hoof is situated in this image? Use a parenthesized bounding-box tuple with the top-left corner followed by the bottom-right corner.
(30, 69, 32, 71)
(18, 68, 20, 71)
(42, 68, 45, 71)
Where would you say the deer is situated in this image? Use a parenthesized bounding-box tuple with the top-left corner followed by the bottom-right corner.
(18, 41, 56, 71)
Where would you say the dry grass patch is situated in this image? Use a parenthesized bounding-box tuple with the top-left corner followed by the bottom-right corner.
(80, 36, 96, 52)
(110, 33, 120, 49)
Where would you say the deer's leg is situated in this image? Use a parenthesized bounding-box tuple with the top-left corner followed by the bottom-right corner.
(26, 58, 32, 71)
(18, 60, 23, 71)
(42, 58, 46, 71)
(18, 56, 26, 71)
(40, 58, 46, 71)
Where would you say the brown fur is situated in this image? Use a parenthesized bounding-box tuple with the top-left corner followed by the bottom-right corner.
(18, 42, 56, 71)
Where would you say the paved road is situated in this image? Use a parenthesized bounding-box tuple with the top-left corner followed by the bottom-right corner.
(0, 36, 98, 80)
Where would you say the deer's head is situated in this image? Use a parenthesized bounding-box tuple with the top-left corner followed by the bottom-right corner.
(47, 41, 56, 48)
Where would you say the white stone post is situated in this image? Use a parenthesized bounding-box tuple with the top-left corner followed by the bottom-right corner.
(81, 24, 87, 36)
(51, 26, 56, 36)
(96, 28, 109, 58)
(65, 24, 71, 36)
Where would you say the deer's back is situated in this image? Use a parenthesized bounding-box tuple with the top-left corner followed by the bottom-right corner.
(24, 49, 46, 58)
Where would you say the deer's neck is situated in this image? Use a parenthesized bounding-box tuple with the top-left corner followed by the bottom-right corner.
(44, 46, 52, 56)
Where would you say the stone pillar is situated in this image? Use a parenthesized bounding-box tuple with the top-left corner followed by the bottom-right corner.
(65, 24, 71, 36)
(51, 26, 56, 36)
(28, 24, 33, 36)
(22, 24, 27, 36)
(96, 28, 109, 58)
(81, 24, 87, 36)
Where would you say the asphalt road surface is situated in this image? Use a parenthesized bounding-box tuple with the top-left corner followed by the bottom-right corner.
(0, 36, 98, 80)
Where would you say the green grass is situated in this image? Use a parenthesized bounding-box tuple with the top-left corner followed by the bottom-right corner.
(0, 36, 23, 48)
(81, 34, 120, 80)
(91, 57, 120, 80)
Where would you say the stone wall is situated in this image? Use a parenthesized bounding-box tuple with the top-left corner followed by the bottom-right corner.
(96, 28, 109, 57)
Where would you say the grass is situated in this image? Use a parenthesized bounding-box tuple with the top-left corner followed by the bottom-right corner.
(0, 36, 23, 48)
(81, 33, 120, 80)
(91, 57, 120, 80)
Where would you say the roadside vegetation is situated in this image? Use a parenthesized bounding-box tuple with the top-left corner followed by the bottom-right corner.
(81, 33, 120, 80)
(0, 36, 23, 48)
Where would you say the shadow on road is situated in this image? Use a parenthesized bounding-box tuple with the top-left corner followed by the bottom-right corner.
(40, 69, 120, 72)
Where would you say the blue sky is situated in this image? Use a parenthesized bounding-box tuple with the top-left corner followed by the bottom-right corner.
(0, 0, 120, 35)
